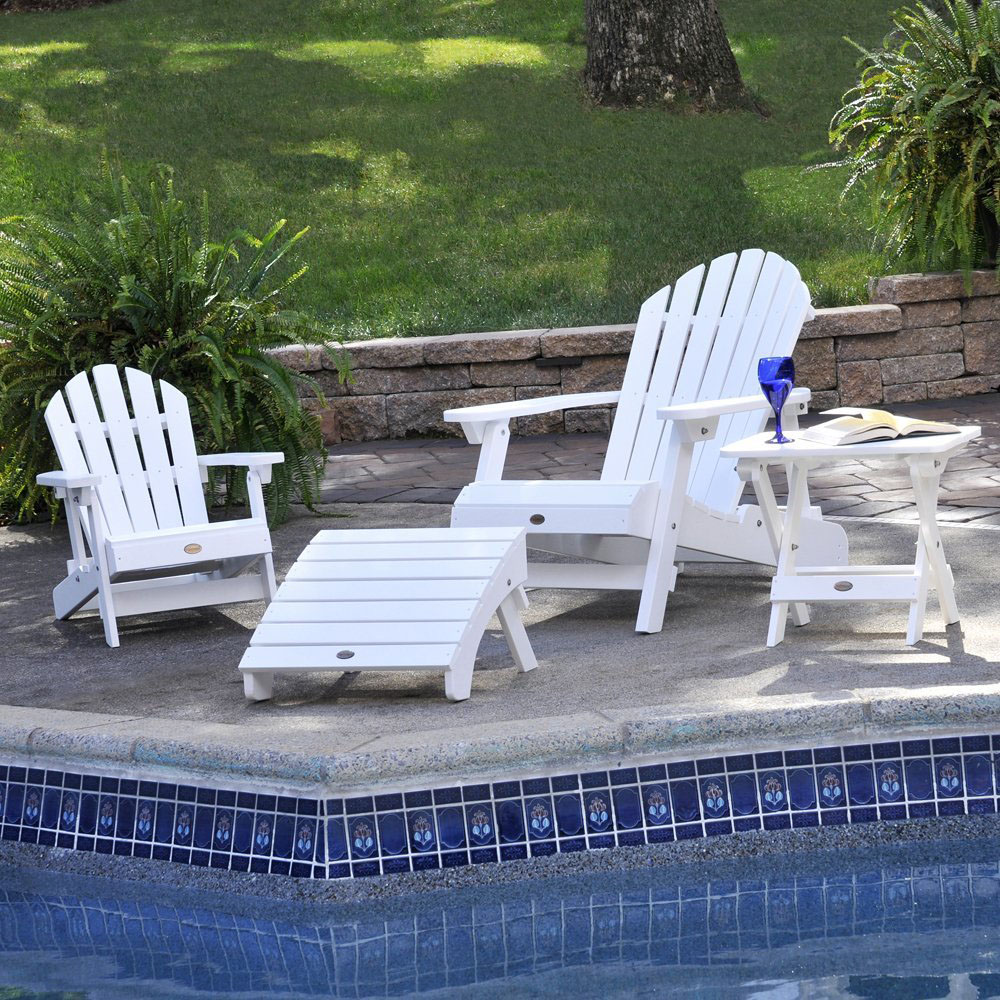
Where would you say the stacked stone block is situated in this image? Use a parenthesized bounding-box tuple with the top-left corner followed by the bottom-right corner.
(275, 271, 1000, 443)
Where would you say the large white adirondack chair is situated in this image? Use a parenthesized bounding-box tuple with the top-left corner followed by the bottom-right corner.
(36, 365, 283, 647)
(444, 250, 849, 633)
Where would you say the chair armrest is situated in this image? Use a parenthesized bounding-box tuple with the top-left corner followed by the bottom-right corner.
(444, 391, 620, 424)
(198, 452, 285, 468)
(36, 470, 102, 489)
(656, 387, 811, 423)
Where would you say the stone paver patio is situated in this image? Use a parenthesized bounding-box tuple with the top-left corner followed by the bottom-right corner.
(321, 394, 1000, 523)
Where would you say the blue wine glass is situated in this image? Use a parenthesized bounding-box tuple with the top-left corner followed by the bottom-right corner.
(757, 356, 795, 444)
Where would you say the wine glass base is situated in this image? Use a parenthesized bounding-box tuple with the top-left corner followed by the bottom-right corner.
(766, 434, 793, 445)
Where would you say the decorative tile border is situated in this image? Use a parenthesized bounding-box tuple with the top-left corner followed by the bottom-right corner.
(2, 734, 998, 881)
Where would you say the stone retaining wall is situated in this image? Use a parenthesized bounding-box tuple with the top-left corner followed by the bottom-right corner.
(275, 271, 1000, 442)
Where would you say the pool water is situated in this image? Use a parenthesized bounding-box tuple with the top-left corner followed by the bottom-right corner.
(4, 838, 1000, 998)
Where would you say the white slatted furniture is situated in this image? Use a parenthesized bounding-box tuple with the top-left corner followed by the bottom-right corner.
(720, 426, 981, 646)
(37, 365, 282, 647)
(445, 250, 849, 634)
(239, 526, 536, 702)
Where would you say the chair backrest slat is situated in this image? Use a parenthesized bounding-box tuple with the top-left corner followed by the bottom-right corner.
(126, 368, 184, 530)
(623, 264, 706, 483)
(44, 390, 110, 540)
(63, 372, 134, 537)
(599, 250, 812, 514)
(92, 365, 158, 533)
(159, 380, 209, 526)
(601, 285, 670, 481)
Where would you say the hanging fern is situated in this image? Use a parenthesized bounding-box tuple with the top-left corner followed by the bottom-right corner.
(830, 0, 1000, 273)
(0, 157, 350, 526)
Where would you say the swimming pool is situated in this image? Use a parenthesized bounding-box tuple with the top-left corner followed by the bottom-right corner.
(4, 835, 1000, 998)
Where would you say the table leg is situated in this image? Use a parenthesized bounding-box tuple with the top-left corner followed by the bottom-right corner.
(907, 457, 960, 640)
(767, 462, 811, 647)
(748, 460, 810, 630)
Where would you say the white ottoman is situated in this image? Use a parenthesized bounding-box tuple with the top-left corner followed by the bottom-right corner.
(239, 526, 536, 702)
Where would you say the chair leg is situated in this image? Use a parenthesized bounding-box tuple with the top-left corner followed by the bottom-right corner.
(261, 553, 278, 602)
(496, 594, 537, 673)
(85, 503, 119, 648)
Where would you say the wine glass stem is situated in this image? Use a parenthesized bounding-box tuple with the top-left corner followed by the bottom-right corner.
(774, 407, 783, 441)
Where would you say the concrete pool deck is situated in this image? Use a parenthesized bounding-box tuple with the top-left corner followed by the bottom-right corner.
(2, 495, 999, 795)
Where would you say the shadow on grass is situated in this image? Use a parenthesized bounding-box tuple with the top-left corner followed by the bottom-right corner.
(0, 0, 892, 335)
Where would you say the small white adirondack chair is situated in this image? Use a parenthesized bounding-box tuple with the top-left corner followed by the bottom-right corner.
(444, 250, 849, 634)
(37, 365, 283, 647)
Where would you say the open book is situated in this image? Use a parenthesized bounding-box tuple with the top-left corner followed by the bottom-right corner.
(799, 408, 960, 446)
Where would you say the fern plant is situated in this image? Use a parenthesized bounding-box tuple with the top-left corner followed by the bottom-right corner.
(830, 0, 1000, 273)
(0, 159, 349, 525)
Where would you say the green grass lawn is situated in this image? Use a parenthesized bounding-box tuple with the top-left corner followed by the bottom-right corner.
(0, 0, 898, 339)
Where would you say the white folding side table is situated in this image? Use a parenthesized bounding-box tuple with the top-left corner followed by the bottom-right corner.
(720, 426, 981, 647)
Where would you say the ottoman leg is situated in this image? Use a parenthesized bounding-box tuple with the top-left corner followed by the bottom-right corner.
(243, 671, 274, 701)
(497, 594, 537, 673)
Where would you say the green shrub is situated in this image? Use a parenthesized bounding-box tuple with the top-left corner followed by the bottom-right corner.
(830, 0, 1000, 273)
(0, 159, 349, 526)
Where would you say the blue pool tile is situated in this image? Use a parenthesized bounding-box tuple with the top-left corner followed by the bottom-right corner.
(787, 769, 817, 811)
(705, 820, 732, 837)
(875, 761, 904, 803)
(792, 812, 819, 828)
(763, 814, 790, 831)
(546, 774, 576, 794)
(965, 754, 994, 797)
(272, 814, 295, 860)
(41, 788, 61, 830)
(755, 751, 783, 770)
(909, 802, 936, 819)
(22, 787, 41, 826)
(813, 746, 842, 764)
(638, 764, 666, 782)
(176, 784, 196, 803)
(583, 789, 612, 833)
(970, 799, 996, 815)
(612, 787, 643, 829)
(758, 771, 788, 812)
(558, 837, 586, 853)
(904, 758, 934, 800)
(116, 797, 137, 840)
(377, 812, 408, 857)
(846, 763, 876, 807)
(492, 780, 521, 799)
(499, 844, 527, 862)
(552, 795, 582, 838)
(695, 758, 725, 776)
(496, 800, 525, 844)
(784, 749, 812, 767)
(609, 768, 637, 786)
(642, 785, 671, 826)
(733, 816, 761, 833)
(436, 806, 467, 850)
(326, 815, 348, 862)
(408, 810, 437, 853)
(843, 744, 872, 762)
(467, 802, 498, 845)
(193, 806, 215, 850)
(134, 800, 155, 840)
(724, 754, 754, 772)
(374, 793, 403, 812)
(935, 757, 963, 798)
(462, 782, 492, 800)
(933, 737, 961, 755)
(872, 741, 901, 760)
(403, 790, 431, 809)
(821, 808, 848, 826)
(903, 739, 932, 757)
(850, 806, 878, 823)
(77, 793, 98, 837)
(433, 786, 463, 805)
(345, 796, 373, 816)
(213, 810, 235, 854)
(580, 771, 608, 789)
(669, 780, 701, 824)
(727, 773, 758, 816)
(699, 778, 729, 819)
(667, 761, 695, 779)
(880, 804, 906, 821)
(347, 815, 378, 860)
(963, 735, 990, 752)
(675, 823, 703, 840)
(938, 800, 965, 817)
(524, 798, 555, 840)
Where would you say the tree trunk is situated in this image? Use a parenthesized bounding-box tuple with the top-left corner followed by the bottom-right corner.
(584, 0, 758, 111)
